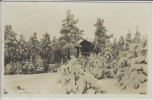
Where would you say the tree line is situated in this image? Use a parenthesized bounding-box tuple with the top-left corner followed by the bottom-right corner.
(4, 10, 147, 75)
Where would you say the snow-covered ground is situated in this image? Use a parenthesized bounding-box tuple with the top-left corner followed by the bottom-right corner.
(4, 73, 65, 94)
(4, 73, 147, 95)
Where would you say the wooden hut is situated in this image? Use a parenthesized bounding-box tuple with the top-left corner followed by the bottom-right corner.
(75, 39, 94, 58)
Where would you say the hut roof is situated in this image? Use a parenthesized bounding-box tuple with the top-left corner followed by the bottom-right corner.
(78, 38, 93, 44)
(75, 38, 93, 48)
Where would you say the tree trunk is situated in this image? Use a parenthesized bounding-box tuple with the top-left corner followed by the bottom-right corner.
(67, 48, 71, 60)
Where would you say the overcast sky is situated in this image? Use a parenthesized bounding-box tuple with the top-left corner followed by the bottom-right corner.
(3, 2, 152, 41)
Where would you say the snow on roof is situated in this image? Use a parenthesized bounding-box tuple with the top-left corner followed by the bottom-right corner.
(78, 39, 84, 44)
(78, 38, 93, 44)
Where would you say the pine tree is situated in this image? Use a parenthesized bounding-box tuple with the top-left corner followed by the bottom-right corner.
(28, 32, 41, 62)
(93, 18, 113, 54)
(112, 38, 119, 59)
(118, 35, 125, 51)
(40, 33, 52, 66)
(125, 29, 133, 51)
(136, 36, 147, 57)
(60, 10, 83, 60)
(18, 34, 27, 63)
(4, 25, 18, 65)
(118, 36, 124, 45)
(51, 36, 63, 63)
(126, 28, 132, 43)
(133, 26, 141, 43)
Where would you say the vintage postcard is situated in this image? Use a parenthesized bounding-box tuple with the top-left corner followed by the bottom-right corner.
(1, 1, 152, 97)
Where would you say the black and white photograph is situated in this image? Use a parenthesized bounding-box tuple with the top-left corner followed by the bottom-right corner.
(1, 2, 152, 96)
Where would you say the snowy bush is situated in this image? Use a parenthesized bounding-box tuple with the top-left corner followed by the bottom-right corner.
(117, 65, 147, 90)
(4, 63, 18, 75)
(35, 56, 44, 73)
(83, 52, 116, 80)
(5, 63, 11, 75)
(115, 40, 148, 90)
(58, 56, 104, 94)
